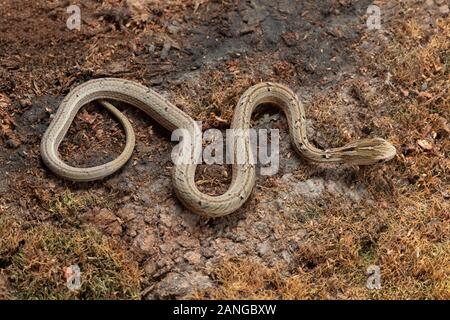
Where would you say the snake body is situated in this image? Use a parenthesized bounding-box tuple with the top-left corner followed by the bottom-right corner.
(41, 78, 396, 217)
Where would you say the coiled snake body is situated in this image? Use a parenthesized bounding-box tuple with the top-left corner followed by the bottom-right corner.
(41, 78, 396, 217)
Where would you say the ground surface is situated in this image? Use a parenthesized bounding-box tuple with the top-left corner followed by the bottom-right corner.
(0, 0, 448, 299)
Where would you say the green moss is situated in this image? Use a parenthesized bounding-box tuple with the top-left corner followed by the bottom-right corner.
(48, 190, 106, 224)
(0, 215, 141, 300)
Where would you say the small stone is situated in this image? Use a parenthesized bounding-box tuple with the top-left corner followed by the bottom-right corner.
(439, 5, 449, 14)
(139, 192, 152, 205)
(160, 41, 171, 59)
(167, 21, 181, 35)
(174, 256, 184, 264)
(281, 250, 292, 263)
(200, 247, 214, 258)
(154, 271, 213, 299)
(154, 273, 191, 298)
(150, 76, 163, 86)
(127, 229, 137, 237)
(159, 242, 179, 254)
(152, 260, 172, 280)
(143, 259, 157, 276)
(134, 231, 157, 252)
(157, 257, 173, 269)
(257, 241, 271, 256)
(254, 221, 271, 239)
(228, 51, 242, 58)
(184, 251, 202, 264)
(160, 212, 175, 228)
(116, 207, 136, 223)
(225, 242, 244, 256)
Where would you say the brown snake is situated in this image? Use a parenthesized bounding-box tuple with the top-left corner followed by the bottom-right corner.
(40, 78, 396, 217)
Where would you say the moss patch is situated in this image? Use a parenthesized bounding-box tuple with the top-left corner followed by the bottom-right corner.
(0, 214, 141, 300)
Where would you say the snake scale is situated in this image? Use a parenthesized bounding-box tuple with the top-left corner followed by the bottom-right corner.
(41, 78, 396, 217)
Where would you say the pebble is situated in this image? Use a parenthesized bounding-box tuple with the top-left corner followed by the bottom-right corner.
(134, 231, 157, 252)
(184, 251, 202, 265)
(116, 207, 136, 223)
(257, 241, 271, 256)
(160, 41, 171, 59)
(167, 21, 181, 35)
(154, 272, 212, 299)
(143, 259, 157, 276)
(281, 250, 292, 263)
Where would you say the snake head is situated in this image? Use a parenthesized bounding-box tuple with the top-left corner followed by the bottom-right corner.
(337, 138, 397, 165)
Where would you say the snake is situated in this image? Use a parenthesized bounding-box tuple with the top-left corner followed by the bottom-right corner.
(40, 78, 396, 217)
